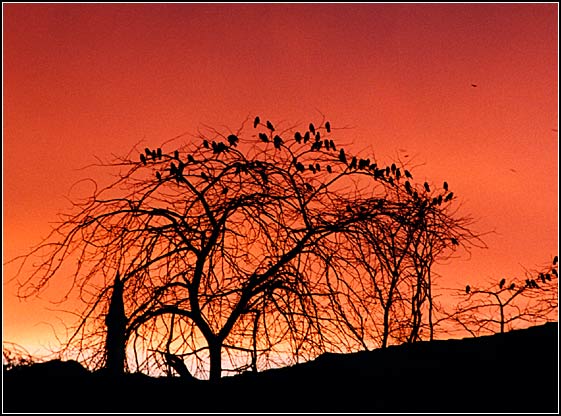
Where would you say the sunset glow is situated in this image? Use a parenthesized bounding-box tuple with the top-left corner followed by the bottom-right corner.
(3, 4, 558, 362)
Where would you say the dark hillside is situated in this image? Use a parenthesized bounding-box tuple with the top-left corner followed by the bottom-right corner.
(3, 322, 558, 413)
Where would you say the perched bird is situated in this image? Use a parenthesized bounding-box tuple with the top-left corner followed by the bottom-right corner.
(549, 270, 556, 278)
(326, 165, 332, 173)
(325, 121, 331, 133)
(465, 285, 471, 294)
(315, 163, 321, 172)
(140, 154, 147, 165)
(294, 132, 302, 143)
(315, 132, 321, 141)
(509, 283, 515, 290)
(391, 163, 396, 173)
(395, 168, 401, 180)
(145, 148, 153, 158)
(203, 140, 209, 149)
(339, 149, 347, 164)
(187, 154, 195, 163)
(308, 164, 316, 174)
(554, 256, 558, 266)
(329, 140, 336, 151)
(404, 169, 413, 179)
(499, 278, 506, 289)
(404, 181, 412, 195)
(266, 120, 275, 131)
(443, 181, 448, 191)
(295, 162, 305, 172)
(424, 182, 431, 192)
(156, 171, 161, 181)
(324, 139, 330, 150)
(349, 157, 357, 170)
(303, 132, 310, 143)
(174, 150, 179, 160)
(444, 192, 454, 202)
(254, 116, 260, 128)
(259, 132, 269, 143)
(309, 123, 315, 135)
(451, 238, 459, 246)
(273, 135, 283, 149)
(227, 134, 239, 147)
(156, 148, 162, 160)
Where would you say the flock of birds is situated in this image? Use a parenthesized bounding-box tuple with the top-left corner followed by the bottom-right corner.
(137, 116, 458, 212)
(465, 255, 558, 294)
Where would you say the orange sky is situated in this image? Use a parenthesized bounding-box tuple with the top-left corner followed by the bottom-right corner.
(3, 3, 558, 357)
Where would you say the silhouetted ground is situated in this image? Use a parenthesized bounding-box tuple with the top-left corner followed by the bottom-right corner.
(3, 322, 558, 413)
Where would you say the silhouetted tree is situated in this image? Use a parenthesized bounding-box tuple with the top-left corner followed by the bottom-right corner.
(443, 256, 558, 337)
(9, 116, 483, 379)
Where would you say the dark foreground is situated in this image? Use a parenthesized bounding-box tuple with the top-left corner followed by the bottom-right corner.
(3, 322, 558, 413)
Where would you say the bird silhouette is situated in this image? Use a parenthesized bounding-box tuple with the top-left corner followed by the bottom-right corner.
(444, 192, 454, 202)
(140, 154, 147, 165)
(315, 132, 321, 141)
(203, 140, 209, 149)
(308, 164, 316, 174)
(549, 270, 556, 278)
(404, 170, 413, 179)
(326, 165, 332, 173)
(309, 123, 315, 135)
(466, 285, 471, 294)
(443, 181, 448, 191)
(471, 84, 478, 88)
(349, 157, 357, 170)
(295, 162, 305, 172)
(315, 163, 321, 172)
(325, 121, 331, 133)
(329, 139, 336, 151)
(156, 171, 161, 181)
(554, 256, 558, 266)
(254, 116, 260, 128)
(424, 182, 430, 192)
(266, 120, 275, 131)
(499, 278, 506, 289)
(404, 181, 412, 195)
(259, 132, 269, 143)
(156, 148, 162, 160)
(227, 134, 239, 146)
(509, 283, 515, 290)
(187, 154, 195, 163)
(273, 135, 283, 149)
(145, 148, 152, 159)
(339, 149, 347, 164)
(391, 163, 396, 173)
(303, 132, 310, 143)
(295, 132, 302, 143)
(395, 168, 401, 180)
(451, 238, 459, 245)
(174, 150, 179, 159)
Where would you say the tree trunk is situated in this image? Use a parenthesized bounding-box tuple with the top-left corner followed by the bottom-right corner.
(105, 272, 127, 376)
(208, 341, 222, 381)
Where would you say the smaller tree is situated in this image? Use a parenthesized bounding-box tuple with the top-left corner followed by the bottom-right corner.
(444, 256, 558, 337)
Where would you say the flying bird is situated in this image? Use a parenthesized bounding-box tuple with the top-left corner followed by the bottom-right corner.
(325, 121, 331, 133)
(266, 120, 275, 131)
(499, 278, 506, 289)
(254, 116, 260, 128)
(471, 84, 478, 88)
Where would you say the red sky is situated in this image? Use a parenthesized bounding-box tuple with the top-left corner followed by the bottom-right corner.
(3, 4, 558, 356)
